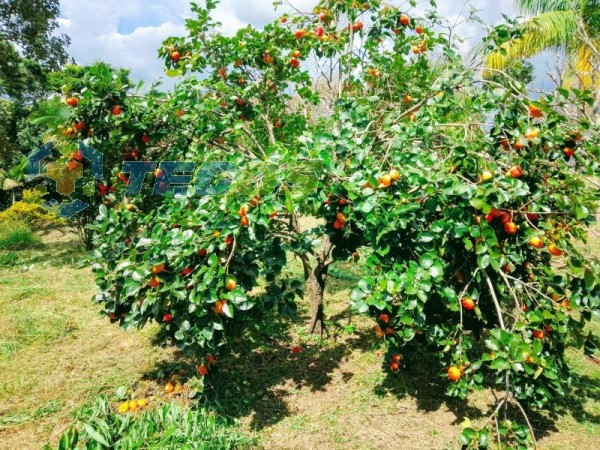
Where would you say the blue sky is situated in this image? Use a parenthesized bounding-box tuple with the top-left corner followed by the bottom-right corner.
(57, 0, 527, 84)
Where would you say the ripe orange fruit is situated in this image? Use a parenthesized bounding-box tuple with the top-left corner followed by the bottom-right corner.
(461, 297, 475, 310)
(250, 195, 261, 207)
(560, 300, 571, 310)
(294, 29, 307, 39)
(290, 57, 300, 68)
(400, 14, 410, 26)
(213, 230, 221, 238)
(528, 104, 543, 118)
(136, 399, 148, 408)
(225, 235, 234, 245)
(74, 121, 85, 131)
(141, 134, 151, 144)
(217, 67, 227, 79)
(547, 243, 563, 256)
(529, 236, 544, 249)
(263, 53, 274, 64)
(333, 220, 344, 229)
(564, 147, 575, 157)
(336, 212, 346, 222)
(225, 279, 237, 291)
(508, 165, 523, 178)
(171, 51, 181, 62)
(66, 161, 79, 170)
(292, 50, 301, 58)
(164, 382, 175, 393)
(149, 277, 161, 288)
(206, 354, 216, 365)
(374, 325, 385, 337)
(392, 354, 401, 362)
(239, 204, 249, 217)
(412, 46, 420, 54)
(390, 361, 400, 371)
(384, 327, 395, 335)
(118, 401, 130, 413)
(447, 366, 461, 382)
(532, 329, 544, 339)
(151, 263, 166, 274)
(198, 364, 209, 376)
(111, 105, 122, 116)
(504, 221, 518, 235)
(525, 128, 538, 139)
(378, 313, 390, 324)
(415, 25, 424, 35)
(389, 169, 400, 181)
(379, 174, 392, 188)
(65, 97, 78, 107)
(213, 300, 227, 315)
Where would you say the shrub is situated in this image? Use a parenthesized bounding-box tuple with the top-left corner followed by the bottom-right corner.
(0, 221, 40, 250)
(47, 397, 253, 450)
(0, 189, 62, 229)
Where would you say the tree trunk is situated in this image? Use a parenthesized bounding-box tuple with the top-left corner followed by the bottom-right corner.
(306, 261, 329, 335)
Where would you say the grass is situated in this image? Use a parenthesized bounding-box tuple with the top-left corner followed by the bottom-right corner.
(0, 226, 598, 449)
(0, 223, 41, 251)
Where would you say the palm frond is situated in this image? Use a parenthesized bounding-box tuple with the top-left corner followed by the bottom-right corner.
(30, 99, 73, 129)
(516, 0, 583, 15)
(486, 10, 580, 69)
(562, 42, 600, 87)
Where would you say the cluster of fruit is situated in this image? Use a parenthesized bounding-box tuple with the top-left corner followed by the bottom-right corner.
(117, 398, 148, 413)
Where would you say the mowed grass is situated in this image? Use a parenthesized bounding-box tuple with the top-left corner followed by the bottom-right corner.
(0, 226, 598, 449)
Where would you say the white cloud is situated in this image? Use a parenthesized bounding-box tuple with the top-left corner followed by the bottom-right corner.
(57, 0, 519, 84)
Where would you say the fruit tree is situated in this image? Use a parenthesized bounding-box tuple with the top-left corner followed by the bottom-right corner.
(43, 1, 599, 447)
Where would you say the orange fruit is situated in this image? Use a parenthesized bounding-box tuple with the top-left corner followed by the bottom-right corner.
(240, 216, 249, 227)
(447, 366, 461, 382)
(213, 300, 227, 315)
(225, 279, 237, 291)
(390, 362, 400, 371)
(400, 14, 410, 26)
(164, 382, 175, 393)
(547, 243, 563, 256)
(532, 329, 544, 339)
(374, 325, 385, 337)
(379, 174, 392, 188)
(198, 364, 209, 376)
(151, 263, 166, 274)
(528, 104, 543, 118)
(461, 297, 475, 310)
(504, 222, 518, 235)
(389, 169, 400, 181)
(206, 354, 216, 365)
(529, 237, 544, 249)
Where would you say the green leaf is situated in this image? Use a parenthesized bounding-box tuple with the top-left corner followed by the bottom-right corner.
(83, 423, 110, 447)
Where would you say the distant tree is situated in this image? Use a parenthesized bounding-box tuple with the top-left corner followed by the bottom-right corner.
(0, 0, 71, 98)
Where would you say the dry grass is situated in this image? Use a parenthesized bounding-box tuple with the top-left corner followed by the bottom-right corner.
(0, 225, 598, 449)
(0, 232, 175, 449)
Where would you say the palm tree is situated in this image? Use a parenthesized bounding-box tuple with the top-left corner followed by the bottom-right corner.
(486, 0, 600, 88)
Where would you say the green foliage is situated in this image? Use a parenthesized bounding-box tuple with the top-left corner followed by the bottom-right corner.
(0, 221, 40, 250)
(47, 397, 253, 450)
(0, 189, 62, 228)
(41, 1, 600, 447)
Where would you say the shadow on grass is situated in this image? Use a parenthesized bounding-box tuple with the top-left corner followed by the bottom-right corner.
(141, 302, 378, 431)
